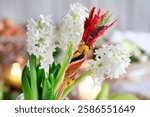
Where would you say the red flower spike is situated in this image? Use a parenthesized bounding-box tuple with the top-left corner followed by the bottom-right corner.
(82, 7, 102, 43)
(82, 7, 117, 47)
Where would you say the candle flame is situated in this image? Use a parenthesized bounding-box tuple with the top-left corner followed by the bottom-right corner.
(10, 63, 22, 77)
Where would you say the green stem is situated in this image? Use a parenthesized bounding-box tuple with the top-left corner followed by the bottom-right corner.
(54, 42, 74, 93)
(61, 69, 92, 100)
(29, 54, 38, 100)
(96, 83, 109, 100)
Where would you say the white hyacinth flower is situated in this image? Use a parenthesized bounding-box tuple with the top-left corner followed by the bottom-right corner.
(26, 15, 56, 73)
(90, 44, 131, 85)
(89, 60, 105, 86)
(58, 3, 89, 51)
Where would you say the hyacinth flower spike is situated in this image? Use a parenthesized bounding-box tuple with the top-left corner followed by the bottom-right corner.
(57, 7, 117, 99)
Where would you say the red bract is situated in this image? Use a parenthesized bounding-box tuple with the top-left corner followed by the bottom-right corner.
(82, 7, 100, 43)
(84, 7, 96, 30)
(88, 19, 117, 47)
(82, 7, 117, 47)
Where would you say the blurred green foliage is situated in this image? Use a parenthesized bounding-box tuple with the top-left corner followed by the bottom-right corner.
(0, 81, 4, 100)
(96, 83, 138, 100)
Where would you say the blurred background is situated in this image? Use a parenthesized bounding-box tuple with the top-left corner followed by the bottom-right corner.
(0, 0, 150, 100)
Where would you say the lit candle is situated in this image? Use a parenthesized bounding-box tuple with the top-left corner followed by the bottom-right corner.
(10, 63, 22, 78)
(78, 76, 101, 100)
(9, 63, 22, 88)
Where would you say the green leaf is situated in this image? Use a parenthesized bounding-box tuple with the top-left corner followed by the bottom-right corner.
(47, 62, 61, 100)
(42, 78, 50, 100)
(109, 93, 138, 100)
(56, 63, 61, 69)
(29, 54, 38, 100)
(52, 62, 56, 70)
(61, 69, 92, 100)
(96, 83, 109, 100)
(48, 74, 55, 100)
(37, 65, 45, 87)
(21, 65, 31, 100)
(49, 74, 55, 88)
(54, 42, 74, 93)
(41, 73, 46, 89)
(53, 64, 61, 79)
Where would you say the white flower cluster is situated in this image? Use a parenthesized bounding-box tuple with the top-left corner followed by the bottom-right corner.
(26, 15, 56, 72)
(26, 3, 89, 72)
(58, 3, 89, 51)
(90, 44, 131, 85)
